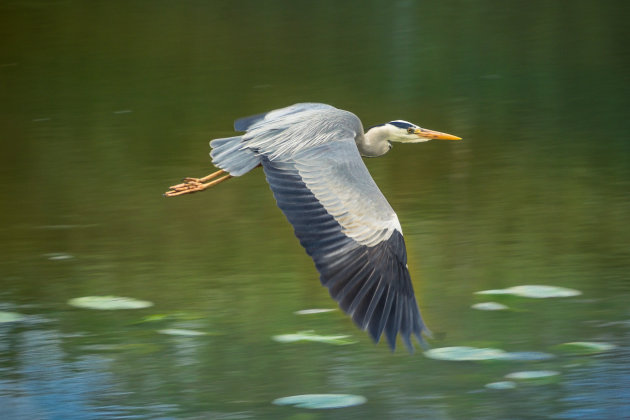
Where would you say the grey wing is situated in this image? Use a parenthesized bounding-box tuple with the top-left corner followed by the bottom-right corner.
(213, 104, 337, 176)
(234, 103, 337, 132)
(262, 139, 428, 351)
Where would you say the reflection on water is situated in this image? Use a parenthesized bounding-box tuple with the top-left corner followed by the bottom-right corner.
(1, 327, 156, 419)
(1, 0, 629, 418)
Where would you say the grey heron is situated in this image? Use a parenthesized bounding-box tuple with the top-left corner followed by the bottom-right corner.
(165, 103, 461, 351)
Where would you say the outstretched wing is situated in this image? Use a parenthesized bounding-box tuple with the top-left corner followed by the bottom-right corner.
(234, 103, 336, 132)
(261, 138, 428, 351)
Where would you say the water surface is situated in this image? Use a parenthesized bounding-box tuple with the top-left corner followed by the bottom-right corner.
(1, 1, 629, 418)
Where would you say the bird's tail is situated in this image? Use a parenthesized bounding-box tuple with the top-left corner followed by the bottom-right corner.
(209, 136, 261, 177)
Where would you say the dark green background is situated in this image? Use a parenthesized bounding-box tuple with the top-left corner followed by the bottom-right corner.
(1, 1, 629, 418)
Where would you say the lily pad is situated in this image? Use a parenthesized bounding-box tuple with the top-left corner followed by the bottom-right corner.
(424, 346, 509, 361)
(294, 308, 336, 315)
(500, 351, 556, 361)
(0, 311, 27, 323)
(273, 394, 367, 409)
(424, 346, 554, 362)
(476, 285, 581, 298)
(553, 341, 617, 355)
(158, 328, 208, 336)
(68, 296, 154, 310)
(505, 370, 560, 385)
(471, 302, 509, 311)
(272, 330, 356, 345)
(485, 381, 517, 390)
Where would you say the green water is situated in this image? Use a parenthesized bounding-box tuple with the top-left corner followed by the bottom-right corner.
(1, 1, 629, 418)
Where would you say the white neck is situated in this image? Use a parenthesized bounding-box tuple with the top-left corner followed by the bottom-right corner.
(356, 125, 392, 157)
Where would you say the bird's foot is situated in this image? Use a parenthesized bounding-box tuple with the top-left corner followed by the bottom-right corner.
(164, 177, 207, 197)
(164, 170, 231, 197)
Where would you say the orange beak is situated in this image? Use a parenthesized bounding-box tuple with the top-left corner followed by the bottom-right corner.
(414, 127, 462, 140)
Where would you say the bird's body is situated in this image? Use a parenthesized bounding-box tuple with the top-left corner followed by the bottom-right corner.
(165, 103, 461, 352)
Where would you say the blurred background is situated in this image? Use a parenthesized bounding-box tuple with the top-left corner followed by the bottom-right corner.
(1, 0, 629, 418)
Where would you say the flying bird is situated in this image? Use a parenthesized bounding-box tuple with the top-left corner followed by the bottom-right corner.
(165, 103, 461, 351)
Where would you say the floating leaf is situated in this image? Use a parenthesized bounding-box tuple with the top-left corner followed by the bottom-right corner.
(272, 330, 356, 345)
(475, 289, 512, 295)
(500, 351, 556, 361)
(505, 370, 560, 385)
(158, 328, 208, 336)
(68, 296, 153, 310)
(424, 346, 509, 361)
(273, 394, 367, 409)
(0, 311, 27, 323)
(476, 285, 581, 298)
(294, 308, 336, 315)
(424, 346, 555, 362)
(471, 302, 509, 311)
(505, 370, 560, 379)
(485, 381, 517, 390)
(553, 341, 617, 355)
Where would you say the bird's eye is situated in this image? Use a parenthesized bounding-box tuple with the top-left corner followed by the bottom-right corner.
(407, 127, 414, 134)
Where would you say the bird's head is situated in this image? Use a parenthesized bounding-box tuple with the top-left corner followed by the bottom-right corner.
(359, 120, 461, 157)
(379, 120, 462, 144)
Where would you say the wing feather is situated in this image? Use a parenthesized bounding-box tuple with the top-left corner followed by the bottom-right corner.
(260, 138, 428, 350)
(373, 286, 395, 341)
(362, 279, 386, 328)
